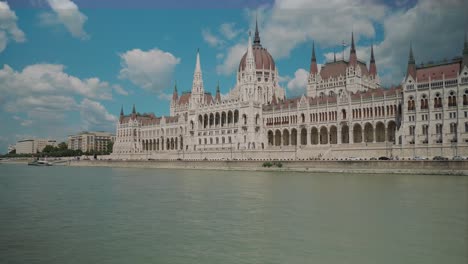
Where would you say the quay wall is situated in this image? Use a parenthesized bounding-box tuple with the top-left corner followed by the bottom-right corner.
(68, 160, 468, 176)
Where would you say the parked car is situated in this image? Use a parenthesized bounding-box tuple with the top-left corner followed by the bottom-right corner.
(413, 156, 427, 160)
(348, 157, 360, 161)
(433, 156, 448, 161)
(452, 155, 464, 161)
(378, 156, 390, 160)
(369, 157, 378, 160)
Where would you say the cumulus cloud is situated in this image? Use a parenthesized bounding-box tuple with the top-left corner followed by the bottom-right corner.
(226, 0, 467, 87)
(80, 99, 117, 131)
(119, 48, 180, 93)
(287, 68, 309, 95)
(216, 42, 247, 75)
(0, 1, 26, 52)
(202, 28, 224, 47)
(220, 23, 242, 40)
(112, 84, 129, 96)
(0, 64, 112, 100)
(41, 0, 89, 39)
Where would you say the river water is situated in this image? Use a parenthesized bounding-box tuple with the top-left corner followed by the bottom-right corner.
(0, 163, 467, 264)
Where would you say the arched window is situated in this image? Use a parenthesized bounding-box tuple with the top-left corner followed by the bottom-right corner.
(420, 94, 428, 110)
(448, 91, 457, 107)
(464, 90, 468, 106)
(408, 96, 415, 110)
(434, 93, 442, 108)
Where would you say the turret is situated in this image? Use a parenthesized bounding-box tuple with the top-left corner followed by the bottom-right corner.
(406, 43, 416, 79)
(349, 32, 357, 65)
(191, 49, 204, 107)
(215, 81, 221, 102)
(310, 41, 318, 74)
(369, 44, 377, 77)
(253, 15, 261, 47)
(172, 81, 178, 102)
(119, 105, 124, 122)
(131, 104, 136, 119)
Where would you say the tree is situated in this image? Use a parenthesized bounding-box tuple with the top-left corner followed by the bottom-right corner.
(42, 145, 56, 153)
(58, 142, 67, 150)
(106, 141, 114, 154)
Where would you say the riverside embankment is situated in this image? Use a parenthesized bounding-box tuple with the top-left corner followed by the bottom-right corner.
(67, 160, 468, 176)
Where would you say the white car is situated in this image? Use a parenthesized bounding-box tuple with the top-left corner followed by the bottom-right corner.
(413, 156, 427, 161)
(452, 155, 464, 161)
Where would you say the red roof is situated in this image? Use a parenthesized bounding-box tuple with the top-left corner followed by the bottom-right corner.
(319, 60, 370, 80)
(239, 46, 276, 72)
(177, 93, 191, 105)
(416, 62, 460, 82)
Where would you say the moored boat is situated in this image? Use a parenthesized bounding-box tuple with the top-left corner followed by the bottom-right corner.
(28, 160, 53, 166)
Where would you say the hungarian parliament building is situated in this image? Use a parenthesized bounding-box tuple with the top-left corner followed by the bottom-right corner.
(112, 24, 468, 160)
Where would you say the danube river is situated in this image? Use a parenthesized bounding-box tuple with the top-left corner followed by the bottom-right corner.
(1, 164, 467, 264)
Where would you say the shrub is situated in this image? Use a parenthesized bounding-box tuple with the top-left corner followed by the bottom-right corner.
(262, 162, 273, 167)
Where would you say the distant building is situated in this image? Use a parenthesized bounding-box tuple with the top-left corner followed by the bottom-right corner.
(16, 139, 57, 154)
(67, 131, 115, 153)
(8, 144, 16, 154)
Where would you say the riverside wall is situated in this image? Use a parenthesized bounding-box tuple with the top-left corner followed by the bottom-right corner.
(68, 160, 468, 176)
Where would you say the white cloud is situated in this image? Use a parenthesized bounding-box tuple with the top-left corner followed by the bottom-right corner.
(158, 93, 172, 101)
(371, 0, 468, 86)
(119, 48, 180, 94)
(42, 0, 89, 39)
(0, 1, 26, 52)
(256, 0, 386, 59)
(112, 84, 129, 96)
(287, 68, 309, 95)
(220, 23, 242, 40)
(79, 99, 117, 131)
(0, 64, 112, 100)
(202, 28, 224, 47)
(216, 42, 247, 75)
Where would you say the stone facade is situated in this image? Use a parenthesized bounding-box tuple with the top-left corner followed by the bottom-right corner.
(68, 131, 115, 153)
(16, 138, 57, 154)
(112, 27, 468, 160)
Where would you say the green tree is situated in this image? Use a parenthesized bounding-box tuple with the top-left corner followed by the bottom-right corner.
(106, 141, 114, 154)
(58, 142, 68, 150)
(42, 145, 56, 153)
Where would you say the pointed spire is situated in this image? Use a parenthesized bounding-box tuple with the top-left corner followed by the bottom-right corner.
(215, 81, 221, 102)
(195, 48, 201, 73)
(349, 32, 357, 65)
(406, 42, 416, 79)
(311, 41, 316, 61)
(408, 42, 415, 64)
(132, 104, 136, 114)
(246, 31, 255, 71)
(172, 81, 178, 101)
(310, 41, 318, 74)
(120, 105, 124, 116)
(369, 44, 377, 77)
(333, 49, 336, 62)
(253, 13, 261, 46)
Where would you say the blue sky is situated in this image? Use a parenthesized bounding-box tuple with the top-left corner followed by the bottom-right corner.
(0, 0, 467, 153)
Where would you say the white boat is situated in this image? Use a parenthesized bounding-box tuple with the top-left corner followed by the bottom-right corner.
(28, 160, 53, 166)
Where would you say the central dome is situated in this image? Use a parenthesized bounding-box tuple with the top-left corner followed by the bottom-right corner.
(238, 45, 276, 72)
(238, 24, 276, 72)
